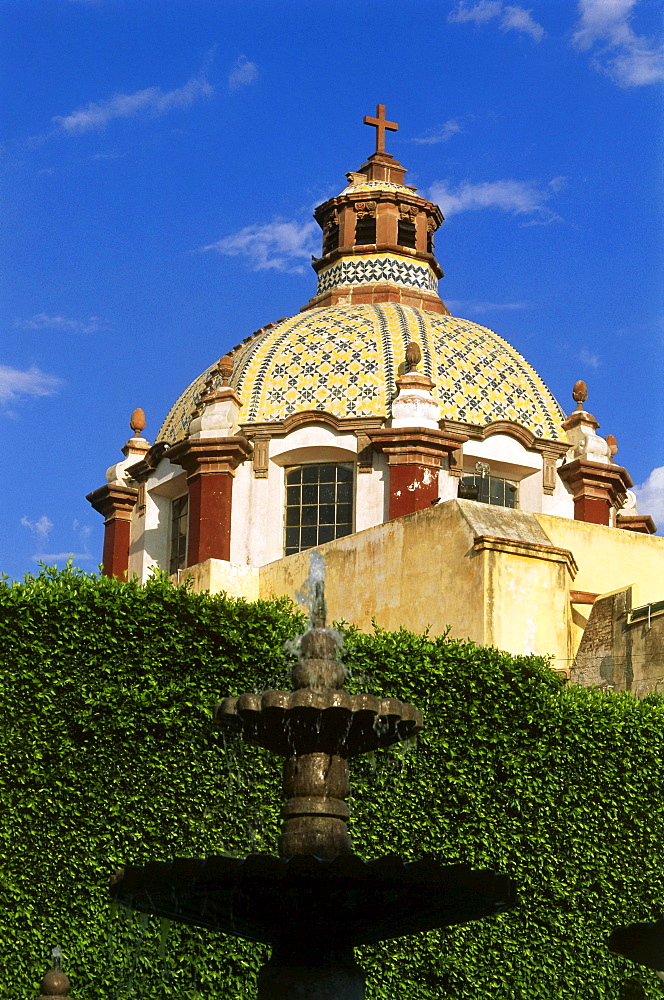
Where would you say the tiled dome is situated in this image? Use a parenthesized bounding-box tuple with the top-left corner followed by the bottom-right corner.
(158, 303, 565, 443)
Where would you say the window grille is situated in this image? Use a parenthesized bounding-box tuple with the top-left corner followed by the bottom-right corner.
(459, 473, 518, 509)
(355, 216, 376, 245)
(284, 463, 354, 555)
(397, 218, 416, 249)
(169, 494, 188, 574)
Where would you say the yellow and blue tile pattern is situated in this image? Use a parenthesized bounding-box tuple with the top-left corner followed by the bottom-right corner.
(158, 303, 566, 443)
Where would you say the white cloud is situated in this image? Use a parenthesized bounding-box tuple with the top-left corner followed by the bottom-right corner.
(428, 176, 562, 221)
(52, 73, 213, 134)
(0, 364, 62, 404)
(572, 0, 664, 86)
(633, 466, 664, 526)
(412, 119, 464, 145)
(448, 1, 544, 41)
(201, 218, 318, 274)
(228, 55, 258, 91)
(20, 516, 53, 542)
(579, 348, 601, 368)
(23, 517, 95, 565)
(14, 313, 102, 334)
(446, 299, 530, 315)
(449, 1, 503, 23)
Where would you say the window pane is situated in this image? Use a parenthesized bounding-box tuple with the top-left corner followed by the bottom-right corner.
(319, 505, 336, 525)
(302, 505, 318, 526)
(283, 463, 355, 555)
(301, 526, 317, 548)
(459, 473, 518, 510)
(337, 482, 353, 504)
(302, 484, 318, 504)
(285, 527, 300, 551)
(286, 484, 301, 504)
(337, 504, 353, 525)
(286, 467, 302, 486)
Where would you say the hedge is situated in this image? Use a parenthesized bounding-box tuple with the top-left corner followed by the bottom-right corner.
(1, 564, 663, 1000)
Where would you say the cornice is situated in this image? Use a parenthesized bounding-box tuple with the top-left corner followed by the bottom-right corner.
(168, 436, 254, 479)
(86, 483, 138, 522)
(440, 418, 568, 457)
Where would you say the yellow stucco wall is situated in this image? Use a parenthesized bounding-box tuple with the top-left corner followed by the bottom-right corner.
(259, 500, 486, 642)
(534, 514, 664, 608)
(181, 500, 662, 670)
(177, 559, 260, 601)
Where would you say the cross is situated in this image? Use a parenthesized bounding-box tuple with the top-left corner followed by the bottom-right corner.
(363, 104, 398, 155)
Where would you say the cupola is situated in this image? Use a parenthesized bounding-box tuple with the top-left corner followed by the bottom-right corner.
(304, 105, 449, 315)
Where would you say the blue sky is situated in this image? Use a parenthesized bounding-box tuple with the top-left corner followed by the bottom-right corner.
(1, 0, 663, 580)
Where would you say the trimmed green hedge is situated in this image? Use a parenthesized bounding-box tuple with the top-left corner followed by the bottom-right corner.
(1, 565, 663, 999)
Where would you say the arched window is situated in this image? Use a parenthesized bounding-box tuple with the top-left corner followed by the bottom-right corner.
(169, 494, 188, 574)
(285, 463, 354, 555)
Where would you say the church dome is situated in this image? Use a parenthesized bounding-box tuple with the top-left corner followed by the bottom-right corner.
(157, 302, 565, 443)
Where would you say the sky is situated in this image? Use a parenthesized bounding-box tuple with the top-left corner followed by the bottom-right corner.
(1, 0, 663, 581)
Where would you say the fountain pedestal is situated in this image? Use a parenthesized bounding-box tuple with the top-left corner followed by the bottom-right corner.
(280, 752, 351, 859)
(109, 557, 517, 999)
(258, 942, 365, 1000)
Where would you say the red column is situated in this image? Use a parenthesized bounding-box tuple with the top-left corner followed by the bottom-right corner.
(367, 427, 468, 520)
(168, 437, 253, 566)
(558, 459, 633, 527)
(86, 484, 138, 578)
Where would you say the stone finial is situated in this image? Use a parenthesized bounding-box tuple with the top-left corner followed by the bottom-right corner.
(405, 341, 421, 372)
(563, 381, 611, 465)
(605, 434, 618, 462)
(107, 409, 150, 481)
(572, 380, 588, 410)
(129, 407, 146, 436)
(188, 358, 243, 440)
(219, 354, 233, 386)
(38, 947, 71, 1000)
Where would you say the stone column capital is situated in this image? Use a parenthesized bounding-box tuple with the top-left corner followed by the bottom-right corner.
(86, 483, 138, 523)
(167, 436, 253, 480)
(366, 426, 468, 469)
(558, 458, 633, 503)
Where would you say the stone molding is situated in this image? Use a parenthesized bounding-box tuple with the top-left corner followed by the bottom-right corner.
(366, 426, 468, 468)
(441, 418, 568, 456)
(472, 534, 578, 580)
(242, 412, 384, 477)
(167, 436, 253, 481)
(617, 513, 657, 535)
(557, 458, 633, 503)
(86, 483, 138, 523)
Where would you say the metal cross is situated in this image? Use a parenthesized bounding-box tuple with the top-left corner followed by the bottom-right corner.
(363, 104, 398, 155)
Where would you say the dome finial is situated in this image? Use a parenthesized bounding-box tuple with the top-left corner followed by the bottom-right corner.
(572, 380, 588, 411)
(405, 341, 421, 372)
(363, 104, 398, 155)
(129, 408, 146, 437)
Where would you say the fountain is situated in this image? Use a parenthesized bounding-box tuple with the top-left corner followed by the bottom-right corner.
(110, 553, 517, 998)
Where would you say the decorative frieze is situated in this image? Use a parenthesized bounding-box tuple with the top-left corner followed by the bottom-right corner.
(316, 255, 438, 296)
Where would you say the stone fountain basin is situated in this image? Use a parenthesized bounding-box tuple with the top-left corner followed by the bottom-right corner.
(110, 852, 517, 947)
(215, 690, 423, 757)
